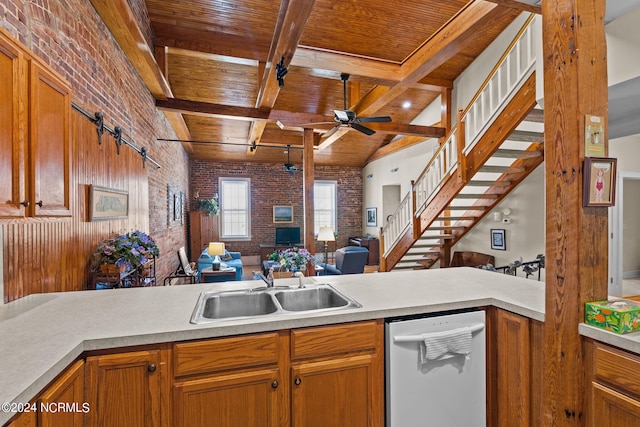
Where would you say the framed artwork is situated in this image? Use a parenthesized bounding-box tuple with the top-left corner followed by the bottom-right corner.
(490, 229, 506, 251)
(366, 207, 377, 227)
(273, 205, 293, 223)
(89, 185, 128, 221)
(583, 157, 617, 207)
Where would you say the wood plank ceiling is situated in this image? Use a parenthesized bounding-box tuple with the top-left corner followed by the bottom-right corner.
(142, 0, 535, 167)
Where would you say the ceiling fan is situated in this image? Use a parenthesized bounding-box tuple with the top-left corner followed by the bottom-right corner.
(283, 145, 302, 175)
(317, 73, 392, 138)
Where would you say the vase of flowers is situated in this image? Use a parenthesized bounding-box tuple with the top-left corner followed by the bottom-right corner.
(94, 230, 159, 272)
(270, 247, 313, 275)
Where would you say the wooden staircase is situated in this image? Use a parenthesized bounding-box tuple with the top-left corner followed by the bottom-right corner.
(380, 15, 542, 272)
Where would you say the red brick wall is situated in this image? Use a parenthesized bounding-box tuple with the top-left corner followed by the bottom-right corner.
(190, 161, 363, 257)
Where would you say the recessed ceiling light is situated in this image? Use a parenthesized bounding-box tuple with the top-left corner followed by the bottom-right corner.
(402, 101, 411, 109)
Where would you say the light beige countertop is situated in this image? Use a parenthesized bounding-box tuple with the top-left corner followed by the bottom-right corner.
(1, 267, 545, 424)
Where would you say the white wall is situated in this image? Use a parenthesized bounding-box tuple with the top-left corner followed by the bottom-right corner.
(452, 166, 545, 278)
(606, 7, 640, 86)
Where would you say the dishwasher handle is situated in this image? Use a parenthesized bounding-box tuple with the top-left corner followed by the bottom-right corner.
(392, 323, 484, 343)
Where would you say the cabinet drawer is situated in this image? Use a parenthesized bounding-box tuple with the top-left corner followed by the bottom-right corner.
(593, 342, 640, 399)
(291, 320, 382, 361)
(174, 331, 281, 377)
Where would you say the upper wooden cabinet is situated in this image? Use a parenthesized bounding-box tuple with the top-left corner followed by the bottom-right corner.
(0, 29, 71, 218)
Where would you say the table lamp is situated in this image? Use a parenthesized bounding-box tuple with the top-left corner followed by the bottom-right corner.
(317, 226, 335, 273)
(208, 242, 225, 271)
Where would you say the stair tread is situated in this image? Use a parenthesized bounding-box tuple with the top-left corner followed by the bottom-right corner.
(494, 148, 543, 159)
(436, 216, 476, 221)
(479, 165, 526, 174)
(467, 180, 512, 186)
(455, 193, 499, 199)
(506, 130, 544, 142)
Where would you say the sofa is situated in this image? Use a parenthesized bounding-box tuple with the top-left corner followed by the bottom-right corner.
(197, 248, 244, 281)
(324, 246, 369, 275)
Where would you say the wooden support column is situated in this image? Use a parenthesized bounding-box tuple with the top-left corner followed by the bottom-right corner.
(541, 0, 608, 425)
(302, 128, 315, 254)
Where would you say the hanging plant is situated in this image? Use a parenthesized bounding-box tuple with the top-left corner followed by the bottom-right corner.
(198, 198, 219, 215)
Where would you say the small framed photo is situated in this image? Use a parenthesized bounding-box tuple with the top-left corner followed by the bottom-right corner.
(273, 205, 293, 223)
(490, 229, 506, 251)
(583, 157, 617, 207)
(366, 207, 377, 227)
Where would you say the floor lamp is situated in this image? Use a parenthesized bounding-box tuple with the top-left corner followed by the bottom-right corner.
(317, 226, 335, 274)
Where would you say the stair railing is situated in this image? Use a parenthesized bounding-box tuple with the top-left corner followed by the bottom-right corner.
(381, 14, 536, 259)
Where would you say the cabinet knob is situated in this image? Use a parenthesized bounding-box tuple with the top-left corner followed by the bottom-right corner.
(294, 377, 301, 385)
(147, 364, 157, 373)
(20, 200, 29, 207)
(35, 200, 43, 207)
(271, 380, 279, 389)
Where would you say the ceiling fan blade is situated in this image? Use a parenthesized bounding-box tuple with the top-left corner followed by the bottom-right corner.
(356, 115, 392, 123)
(350, 122, 376, 136)
(321, 125, 342, 139)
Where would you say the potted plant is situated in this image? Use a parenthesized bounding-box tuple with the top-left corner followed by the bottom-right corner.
(270, 247, 314, 274)
(93, 230, 159, 273)
(197, 198, 218, 216)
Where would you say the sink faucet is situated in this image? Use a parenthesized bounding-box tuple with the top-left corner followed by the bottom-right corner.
(293, 271, 304, 288)
(266, 268, 275, 288)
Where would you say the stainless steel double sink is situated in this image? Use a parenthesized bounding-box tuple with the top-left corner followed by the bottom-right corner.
(190, 284, 362, 324)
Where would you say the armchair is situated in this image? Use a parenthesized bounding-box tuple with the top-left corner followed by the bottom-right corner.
(324, 246, 369, 275)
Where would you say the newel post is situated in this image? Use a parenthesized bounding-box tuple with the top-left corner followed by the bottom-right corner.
(410, 180, 420, 239)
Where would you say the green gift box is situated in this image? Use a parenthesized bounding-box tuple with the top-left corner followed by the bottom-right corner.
(585, 299, 640, 334)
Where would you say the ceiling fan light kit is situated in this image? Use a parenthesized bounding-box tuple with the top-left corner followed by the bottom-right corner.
(318, 73, 392, 138)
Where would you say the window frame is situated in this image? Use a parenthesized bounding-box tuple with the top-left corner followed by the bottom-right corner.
(313, 180, 337, 235)
(218, 177, 251, 240)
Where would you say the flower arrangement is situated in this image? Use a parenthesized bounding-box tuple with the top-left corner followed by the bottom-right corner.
(269, 247, 313, 272)
(93, 230, 159, 271)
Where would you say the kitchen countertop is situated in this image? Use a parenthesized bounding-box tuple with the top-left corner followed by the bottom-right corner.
(0, 267, 562, 424)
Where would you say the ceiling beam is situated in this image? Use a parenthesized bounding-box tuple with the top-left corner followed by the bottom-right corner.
(156, 97, 445, 138)
(88, 0, 192, 142)
(485, 0, 541, 14)
(89, 0, 171, 99)
(248, 0, 317, 154)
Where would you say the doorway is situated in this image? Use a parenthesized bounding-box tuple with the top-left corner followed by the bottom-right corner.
(382, 185, 401, 229)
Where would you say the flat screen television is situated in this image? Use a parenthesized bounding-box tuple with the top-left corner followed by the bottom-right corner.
(275, 227, 301, 245)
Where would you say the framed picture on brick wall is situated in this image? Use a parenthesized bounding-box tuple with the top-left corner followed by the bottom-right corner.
(273, 206, 293, 223)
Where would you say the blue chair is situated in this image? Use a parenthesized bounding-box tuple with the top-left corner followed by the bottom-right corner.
(324, 246, 369, 275)
(197, 248, 244, 281)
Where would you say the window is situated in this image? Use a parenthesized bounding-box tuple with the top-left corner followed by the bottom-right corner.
(219, 178, 250, 239)
(314, 181, 337, 235)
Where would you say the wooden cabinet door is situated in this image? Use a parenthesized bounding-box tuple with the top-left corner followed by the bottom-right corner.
(592, 382, 640, 427)
(86, 349, 165, 427)
(28, 60, 71, 217)
(291, 355, 382, 427)
(495, 308, 531, 427)
(38, 360, 85, 427)
(0, 33, 26, 217)
(173, 367, 284, 427)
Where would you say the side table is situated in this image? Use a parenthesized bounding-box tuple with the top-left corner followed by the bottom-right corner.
(201, 267, 236, 283)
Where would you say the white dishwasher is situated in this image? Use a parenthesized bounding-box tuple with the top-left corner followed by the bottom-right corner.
(385, 310, 486, 426)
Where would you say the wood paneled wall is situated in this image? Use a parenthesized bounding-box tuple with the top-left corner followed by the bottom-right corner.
(2, 111, 150, 302)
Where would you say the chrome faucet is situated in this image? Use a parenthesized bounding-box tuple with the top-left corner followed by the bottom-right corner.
(266, 268, 275, 288)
